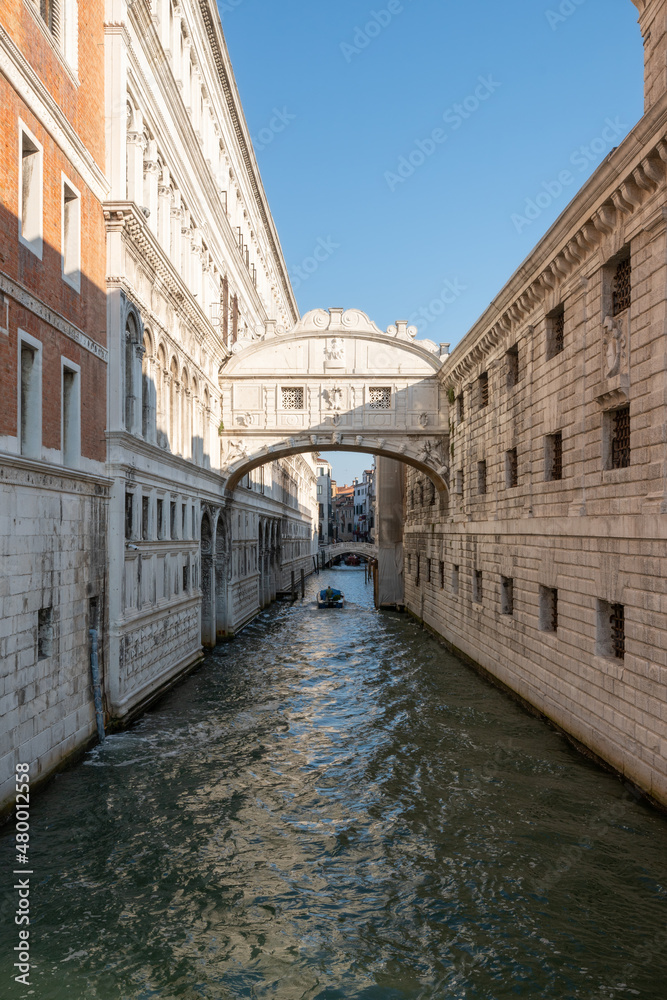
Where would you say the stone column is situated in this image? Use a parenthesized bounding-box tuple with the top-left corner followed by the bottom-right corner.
(170, 192, 182, 271)
(158, 175, 172, 253)
(143, 139, 160, 234)
(126, 127, 146, 205)
(375, 457, 405, 608)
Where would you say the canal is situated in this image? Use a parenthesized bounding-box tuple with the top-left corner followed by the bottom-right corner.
(1, 569, 666, 999)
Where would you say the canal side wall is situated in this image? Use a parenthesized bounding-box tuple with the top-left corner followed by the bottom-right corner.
(403, 59, 667, 808)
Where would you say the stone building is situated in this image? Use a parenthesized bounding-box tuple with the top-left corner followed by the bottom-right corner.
(0, 1, 110, 810)
(316, 457, 334, 544)
(103, 0, 317, 724)
(403, 0, 667, 808)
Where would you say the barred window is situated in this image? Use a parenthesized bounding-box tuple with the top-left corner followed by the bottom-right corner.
(477, 460, 487, 495)
(597, 599, 625, 660)
(369, 387, 391, 409)
(473, 570, 483, 604)
(613, 256, 631, 316)
(610, 604, 625, 659)
(547, 305, 565, 360)
(39, 0, 62, 42)
(456, 393, 464, 423)
(546, 432, 563, 482)
(478, 372, 489, 409)
(282, 387, 304, 410)
(427, 558, 432, 584)
(452, 564, 460, 595)
(610, 406, 630, 469)
(439, 561, 445, 589)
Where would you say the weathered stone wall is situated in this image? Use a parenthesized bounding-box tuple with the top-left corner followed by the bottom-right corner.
(403, 47, 667, 807)
(0, 461, 109, 814)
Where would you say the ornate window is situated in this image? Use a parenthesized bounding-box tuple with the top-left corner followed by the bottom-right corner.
(369, 387, 391, 409)
(281, 387, 304, 410)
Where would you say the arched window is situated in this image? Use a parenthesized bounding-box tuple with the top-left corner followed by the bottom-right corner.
(142, 330, 153, 440)
(125, 314, 140, 433)
(156, 344, 167, 447)
(169, 357, 179, 452)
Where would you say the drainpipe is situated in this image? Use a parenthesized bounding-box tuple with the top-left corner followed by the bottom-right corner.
(89, 629, 106, 743)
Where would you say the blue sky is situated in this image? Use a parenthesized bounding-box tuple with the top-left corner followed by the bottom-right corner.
(219, 0, 644, 484)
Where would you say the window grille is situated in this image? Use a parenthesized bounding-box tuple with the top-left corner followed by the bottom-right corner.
(410, 489, 415, 509)
(38, 606, 53, 660)
(547, 306, 565, 359)
(440, 561, 445, 589)
(456, 393, 464, 423)
(540, 586, 558, 632)
(474, 570, 483, 603)
(40, 0, 61, 42)
(282, 387, 304, 410)
(506, 449, 518, 488)
(478, 372, 489, 408)
(610, 603, 625, 660)
(506, 346, 519, 389)
(415, 555, 420, 586)
(427, 558, 432, 584)
(611, 406, 630, 469)
(369, 387, 391, 409)
(429, 482, 436, 506)
(546, 432, 563, 481)
(407, 553, 412, 575)
(613, 257, 631, 316)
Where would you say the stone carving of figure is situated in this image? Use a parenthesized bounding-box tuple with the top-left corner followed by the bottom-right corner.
(323, 387, 343, 411)
(326, 338, 345, 363)
(226, 439, 249, 465)
(603, 315, 626, 379)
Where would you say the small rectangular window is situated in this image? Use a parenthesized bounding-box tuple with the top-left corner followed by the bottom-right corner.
(170, 500, 177, 538)
(456, 393, 464, 423)
(452, 564, 460, 595)
(547, 305, 565, 360)
(281, 386, 304, 410)
(125, 492, 134, 540)
(415, 555, 421, 586)
(19, 123, 43, 258)
(506, 345, 519, 389)
(612, 256, 631, 316)
(456, 469, 464, 497)
(62, 362, 80, 467)
(407, 553, 412, 575)
(506, 448, 518, 488)
(62, 177, 81, 291)
(501, 576, 514, 616)
(38, 606, 53, 660)
(183, 564, 190, 593)
(157, 498, 164, 539)
(478, 372, 489, 409)
(597, 599, 625, 660)
(609, 406, 631, 470)
(369, 387, 392, 409)
(545, 432, 563, 482)
(473, 569, 483, 604)
(142, 496, 150, 540)
(19, 336, 42, 459)
(439, 561, 445, 590)
(539, 586, 558, 633)
(182, 503, 187, 537)
(426, 558, 432, 584)
(429, 482, 436, 506)
(477, 460, 487, 495)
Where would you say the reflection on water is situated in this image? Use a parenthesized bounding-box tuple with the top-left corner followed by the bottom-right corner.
(1, 570, 666, 999)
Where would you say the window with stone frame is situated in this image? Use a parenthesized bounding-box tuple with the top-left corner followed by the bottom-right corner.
(539, 586, 558, 632)
(506, 448, 518, 488)
(604, 406, 631, 470)
(478, 372, 489, 409)
(546, 304, 565, 360)
(452, 564, 460, 595)
(473, 569, 483, 604)
(501, 576, 514, 616)
(477, 460, 487, 495)
(506, 345, 520, 389)
(369, 387, 392, 409)
(545, 432, 563, 482)
(281, 386, 304, 410)
(612, 254, 632, 316)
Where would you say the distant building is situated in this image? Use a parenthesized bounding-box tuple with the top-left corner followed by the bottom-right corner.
(333, 484, 355, 542)
(354, 467, 376, 541)
(316, 457, 333, 544)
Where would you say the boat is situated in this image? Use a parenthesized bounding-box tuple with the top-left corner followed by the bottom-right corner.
(346, 554, 361, 566)
(317, 587, 345, 609)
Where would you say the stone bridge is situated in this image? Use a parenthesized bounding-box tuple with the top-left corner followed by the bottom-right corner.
(218, 308, 450, 493)
(320, 541, 378, 565)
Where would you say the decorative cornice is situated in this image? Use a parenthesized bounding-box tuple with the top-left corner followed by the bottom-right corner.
(196, 0, 298, 325)
(0, 25, 108, 202)
(0, 272, 108, 361)
(442, 103, 667, 388)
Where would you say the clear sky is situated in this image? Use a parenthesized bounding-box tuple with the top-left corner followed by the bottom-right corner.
(219, 0, 644, 485)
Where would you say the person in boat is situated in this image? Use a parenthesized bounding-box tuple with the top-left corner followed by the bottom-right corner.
(325, 586, 334, 602)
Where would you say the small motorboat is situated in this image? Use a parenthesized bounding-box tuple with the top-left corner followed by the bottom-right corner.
(317, 587, 345, 609)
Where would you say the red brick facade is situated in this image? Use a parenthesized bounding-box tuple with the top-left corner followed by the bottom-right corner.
(0, 0, 107, 462)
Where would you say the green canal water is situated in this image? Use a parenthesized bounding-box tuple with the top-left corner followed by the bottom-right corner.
(1, 569, 666, 999)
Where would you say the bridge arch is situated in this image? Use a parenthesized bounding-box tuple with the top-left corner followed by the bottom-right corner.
(218, 308, 451, 497)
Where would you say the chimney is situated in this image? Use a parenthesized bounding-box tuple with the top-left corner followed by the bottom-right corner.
(631, 0, 667, 111)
